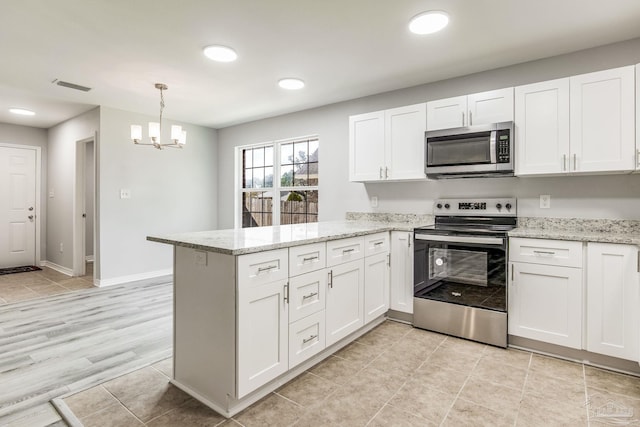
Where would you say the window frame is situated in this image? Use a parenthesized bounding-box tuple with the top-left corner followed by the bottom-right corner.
(235, 135, 319, 229)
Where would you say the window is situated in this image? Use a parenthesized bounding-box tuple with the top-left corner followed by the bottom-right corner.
(239, 136, 318, 228)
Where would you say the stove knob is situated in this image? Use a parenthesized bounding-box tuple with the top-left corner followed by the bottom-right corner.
(496, 203, 502, 209)
(444, 203, 450, 209)
(436, 203, 442, 209)
(505, 203, 512, 210)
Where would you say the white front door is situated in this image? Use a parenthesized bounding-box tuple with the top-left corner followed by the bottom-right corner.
(0, 146, 36, 268)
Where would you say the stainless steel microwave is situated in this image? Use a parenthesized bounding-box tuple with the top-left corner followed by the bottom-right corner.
(425, 121, 514, 179)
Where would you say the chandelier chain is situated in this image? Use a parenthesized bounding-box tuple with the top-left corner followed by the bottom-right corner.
(159, 87, 165, 132)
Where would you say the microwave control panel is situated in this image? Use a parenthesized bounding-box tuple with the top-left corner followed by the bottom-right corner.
(496, 129, 511, 163)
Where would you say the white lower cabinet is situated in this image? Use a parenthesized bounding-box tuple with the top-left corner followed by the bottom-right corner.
(509, 262, 582, 348)
(390, 231, 413, 314)
(586, 243, 640, 361)
(326, 259, 365, 346)
(508, 238, 583, 349)
(237, 278, 289, 398)
(363, 252, 390, 324)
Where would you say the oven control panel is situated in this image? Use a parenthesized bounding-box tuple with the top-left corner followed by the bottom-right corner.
(434, 198, 517, 216)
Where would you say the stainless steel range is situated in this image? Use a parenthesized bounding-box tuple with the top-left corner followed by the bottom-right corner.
(413, 198, 517, 347)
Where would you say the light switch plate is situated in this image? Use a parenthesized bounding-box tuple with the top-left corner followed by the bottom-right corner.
(540, 194, 551, 209)
(371, 196, 378, 208)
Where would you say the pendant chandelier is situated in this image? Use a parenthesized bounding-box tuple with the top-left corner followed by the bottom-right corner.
(130, 83, 186, 149)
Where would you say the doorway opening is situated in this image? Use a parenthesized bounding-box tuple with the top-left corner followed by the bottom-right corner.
(73, 137, 96, 280)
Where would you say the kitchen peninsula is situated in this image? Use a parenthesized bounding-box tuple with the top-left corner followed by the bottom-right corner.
(147, 219, 423, 417)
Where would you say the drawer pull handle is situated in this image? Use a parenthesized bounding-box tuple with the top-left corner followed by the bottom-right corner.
(533, 250, 555, 256)
(374, 241, 384, 246)
(342, 248, 355, 254)
(258, 265, 278, 273)
(302, 256, 319, 262)
(302, 292, 318, 300)
(303, 334, 318, 344)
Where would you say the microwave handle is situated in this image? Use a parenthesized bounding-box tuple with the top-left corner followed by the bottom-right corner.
(489, 130, 497, 164)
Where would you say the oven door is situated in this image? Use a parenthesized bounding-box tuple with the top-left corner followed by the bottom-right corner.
(414, 234, 507, 312)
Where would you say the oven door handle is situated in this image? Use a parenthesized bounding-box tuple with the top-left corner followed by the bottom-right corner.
(415, 234, 504, 246)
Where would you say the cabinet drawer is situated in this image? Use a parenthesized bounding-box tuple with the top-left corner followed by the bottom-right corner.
(289, 242, 326, 277)
(509, 238, 582, 268)
(364, 232, 390, 257)
(326, 236, 365, 267)
(237, 249, 289, 288)
(289, 269, 327, 323)
(289, 310, 326, 369)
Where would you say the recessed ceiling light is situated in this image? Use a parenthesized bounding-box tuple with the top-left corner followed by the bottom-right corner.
(9, 108, 35, 116)
(203, 45, 238, 62)
(278, 78, 305, 90)
(409, 11, 449, 35)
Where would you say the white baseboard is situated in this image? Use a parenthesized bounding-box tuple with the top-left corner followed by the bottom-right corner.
(85, 255, 94, 263)
(95, 269, 172, 287)
(41, 261, 73, 277)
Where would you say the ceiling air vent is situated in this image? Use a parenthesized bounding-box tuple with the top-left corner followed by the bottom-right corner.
(52, 79, 92, 92)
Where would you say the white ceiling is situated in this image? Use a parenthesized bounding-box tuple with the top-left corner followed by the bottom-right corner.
(2, 0, 640, 129)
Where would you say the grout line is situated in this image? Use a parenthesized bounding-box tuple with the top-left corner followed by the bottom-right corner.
(583, 363, 592, 427)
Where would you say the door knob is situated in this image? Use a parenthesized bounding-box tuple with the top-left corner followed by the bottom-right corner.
(28, 215, 34, 220)
(28, 207, 34, 211)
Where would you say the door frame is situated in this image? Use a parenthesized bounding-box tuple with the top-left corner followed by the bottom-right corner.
(73, 136, 96, 278)
(0, 143, 42, 266)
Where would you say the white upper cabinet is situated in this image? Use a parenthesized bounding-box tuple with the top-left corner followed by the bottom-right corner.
(348, 111, 385, 182)
(385, 104, 427, 180)
(426, 88, 514, 131)
(349, 103, 426, 182)
(570, 66, 636, 173)
(515, 78, 570, 175)
(426, 96, 467, 130)
(467, 88, 515, 126)
(515, 66, 636, 176)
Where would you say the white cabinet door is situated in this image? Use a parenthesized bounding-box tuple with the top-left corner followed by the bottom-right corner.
(237, 279, 289, 398)
(514, 79, 570, 176)
(390, 231, 413, 314)
(349, 111, 385, 182)
(363, 252, 389, 324)
(385, 103, 427, 180)
(326, 259, 364, 346)
(467, 88, 514, 126)
(586, 243, 640, 361)
(570, 66, 636, 173)
(508, 262, 582, 349)
(426, 95, 467, 131)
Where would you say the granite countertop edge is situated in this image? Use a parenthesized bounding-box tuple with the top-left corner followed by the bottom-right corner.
(508, 228, 640, 246)
(147, 220, 428, 256)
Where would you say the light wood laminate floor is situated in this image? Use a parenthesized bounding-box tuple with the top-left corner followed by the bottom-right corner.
(0, 272, 172, 425)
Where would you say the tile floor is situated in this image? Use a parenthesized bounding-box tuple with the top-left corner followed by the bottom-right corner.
(0, 264, 94, 305)
(63, 320, 640, 426)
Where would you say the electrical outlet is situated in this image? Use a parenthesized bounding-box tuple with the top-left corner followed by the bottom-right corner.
(120, 188, 131, 199)
(48, 190, 55, 198)
(59, 243, 63, 253)
(540, 194, 551, 209)
(371, 196, 378, 208)
(194, 251, 207, 266)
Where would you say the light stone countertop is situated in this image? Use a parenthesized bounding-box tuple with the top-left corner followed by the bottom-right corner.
(509, 217, 640, 246)
(147, 219, 431, 255)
